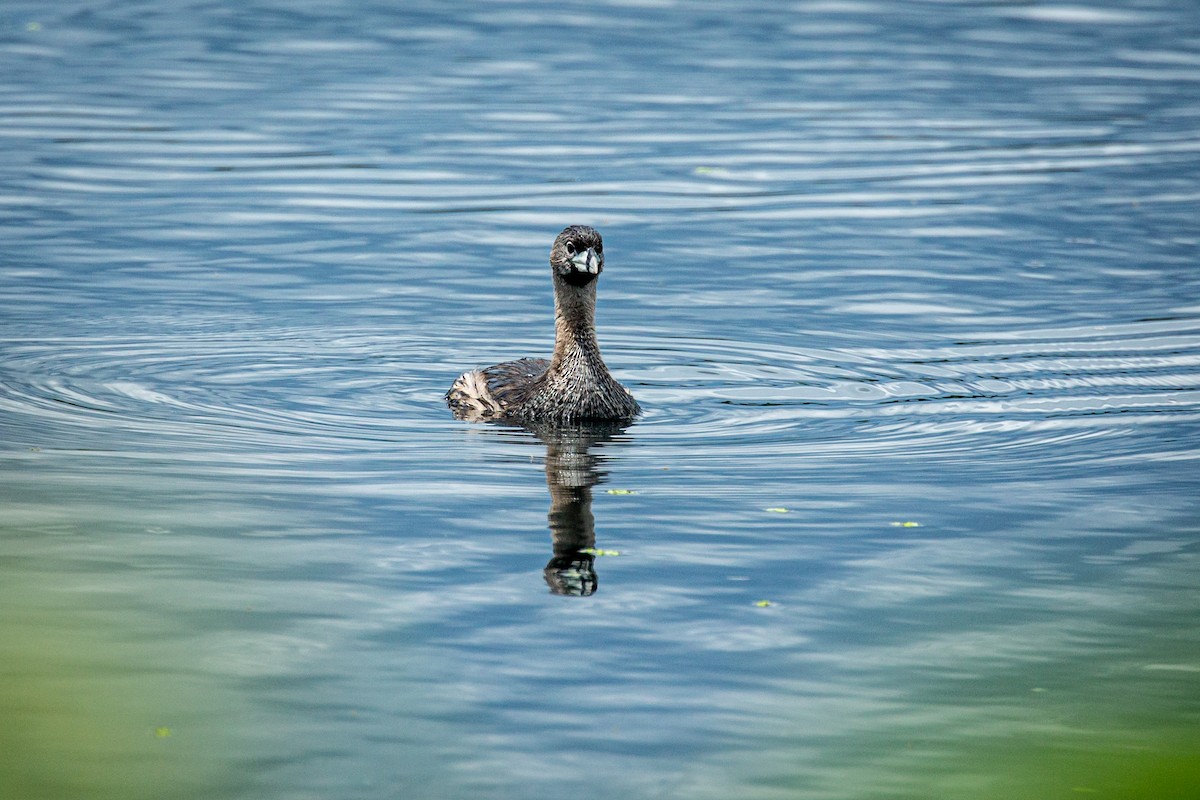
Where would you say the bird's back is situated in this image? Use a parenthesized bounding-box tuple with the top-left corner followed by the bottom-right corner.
(446, 357, 550, 420)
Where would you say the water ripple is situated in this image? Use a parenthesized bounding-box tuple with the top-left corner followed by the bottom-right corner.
(3, 316, 1197, 473)
(619, 318, 1200, 464)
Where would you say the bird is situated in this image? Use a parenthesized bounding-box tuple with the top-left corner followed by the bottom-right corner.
(446, 225, 640, 423)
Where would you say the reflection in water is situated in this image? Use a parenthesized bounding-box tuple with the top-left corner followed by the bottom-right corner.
(537, 422, 629, 596)
(510, 421, 631, 596)
(450, 389, 633, 596)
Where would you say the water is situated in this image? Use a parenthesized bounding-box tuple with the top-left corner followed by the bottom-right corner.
(2, 1, 1199, 798)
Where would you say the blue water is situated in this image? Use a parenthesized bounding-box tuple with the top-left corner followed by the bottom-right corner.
(2, 2, 1199, 798)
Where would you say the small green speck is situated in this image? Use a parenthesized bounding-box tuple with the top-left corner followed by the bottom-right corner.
(154, 727, 172, 739)
(27, 21, 43, 32)
(580, 548, 621, 557)
(889, 521, 921, 528)
(606, 488, 636, 495)
(754, 600, 773, 608)
(765, 507, 790, 513)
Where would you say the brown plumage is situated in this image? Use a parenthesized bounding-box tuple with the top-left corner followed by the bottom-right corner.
(446, 225, 640, 423)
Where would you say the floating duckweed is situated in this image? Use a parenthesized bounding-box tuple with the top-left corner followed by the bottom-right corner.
(154, 727, 172, 738)
(765, 507, 790, 513)
(890, 521, 921, 528)
(754, 600, 773, 608)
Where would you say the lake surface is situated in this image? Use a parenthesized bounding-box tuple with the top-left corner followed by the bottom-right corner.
(2, 1, 1199, 798)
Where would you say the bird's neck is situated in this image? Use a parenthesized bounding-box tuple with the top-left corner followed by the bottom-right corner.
(550, 280, 601, 371)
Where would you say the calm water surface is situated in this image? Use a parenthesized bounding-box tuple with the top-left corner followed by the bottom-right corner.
(2, 1, 1199, 798)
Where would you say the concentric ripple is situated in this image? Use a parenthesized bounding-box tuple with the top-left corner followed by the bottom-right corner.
(0, 325, 454, 457)
(618, 317, 1200, 466)
(4, 316, 1197, 475)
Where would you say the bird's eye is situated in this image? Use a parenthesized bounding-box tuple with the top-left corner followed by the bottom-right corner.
(565, 242, 576, 256)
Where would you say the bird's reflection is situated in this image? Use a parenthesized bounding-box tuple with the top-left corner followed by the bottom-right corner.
(517, 420, 632, 596)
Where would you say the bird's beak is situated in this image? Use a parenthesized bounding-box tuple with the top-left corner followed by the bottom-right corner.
(569, 247, 601, 275)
